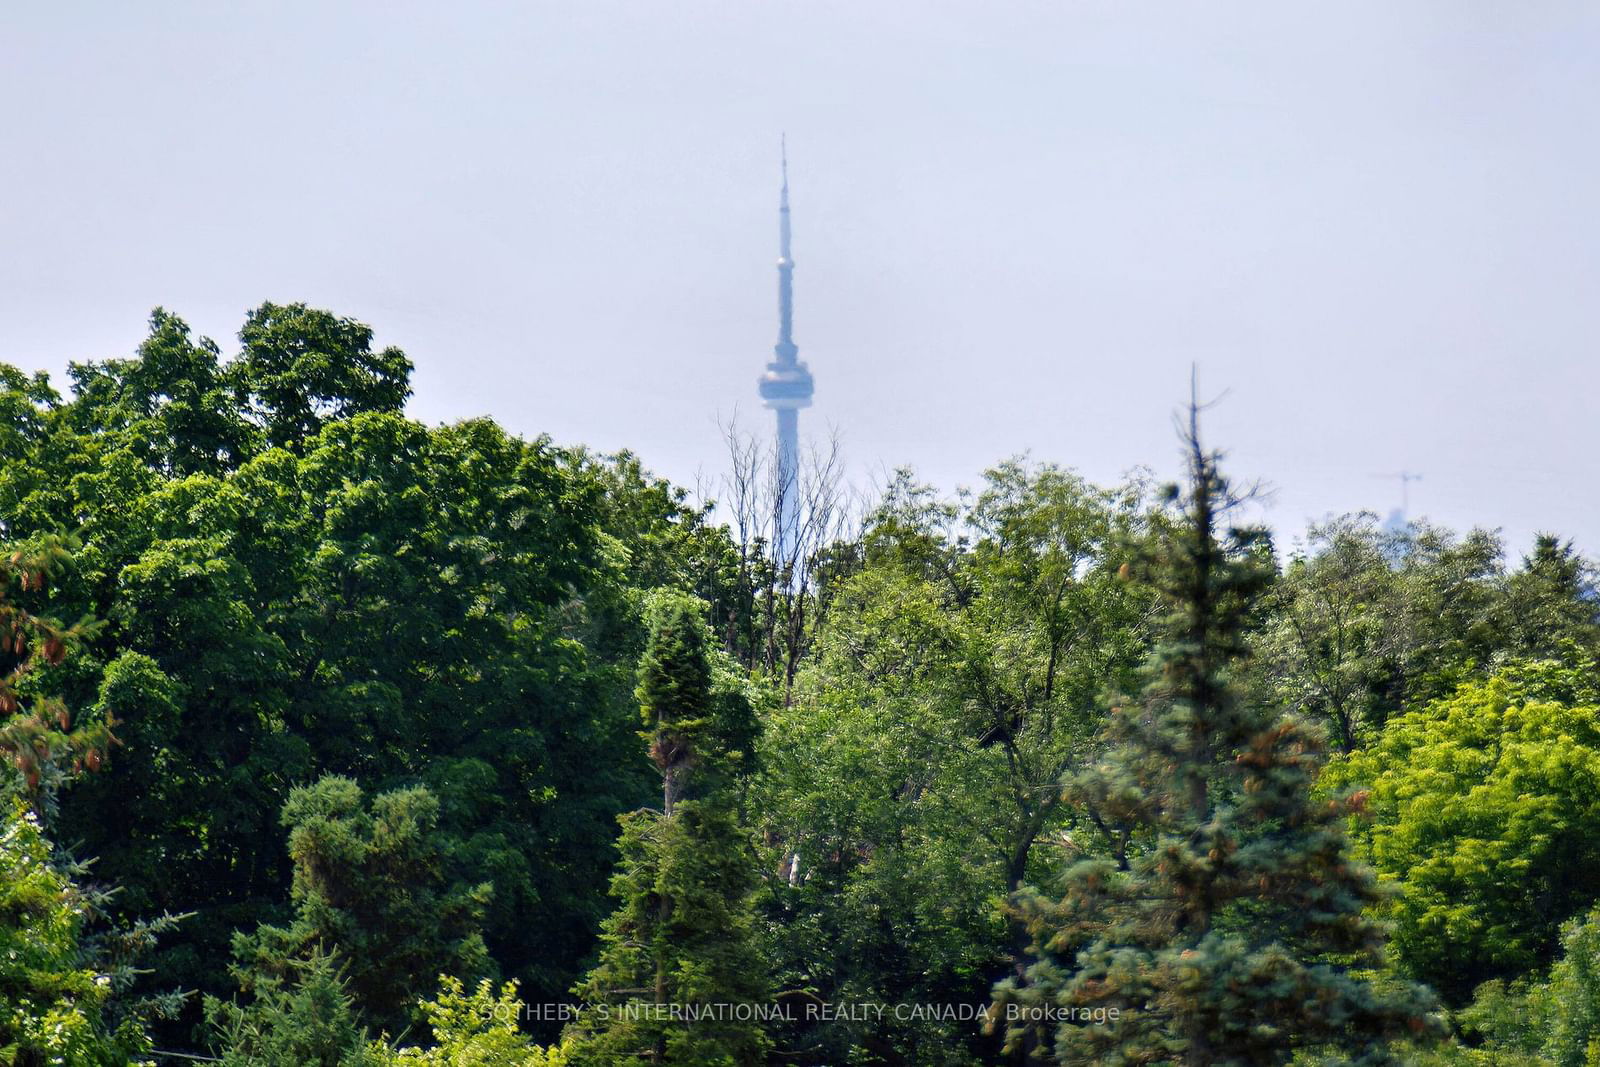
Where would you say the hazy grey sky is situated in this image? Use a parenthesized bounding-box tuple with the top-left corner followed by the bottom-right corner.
(4, 2, 1596, 556)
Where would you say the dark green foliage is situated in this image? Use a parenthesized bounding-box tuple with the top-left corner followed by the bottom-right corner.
(15, 303, 1600, 1063)
(638, 594, 714, 754)
(636, 591, 759, 812)
(0, 537, 110, 801)
(0, 537, 180, 1065)
(0, 310, 665, 1038)
(234, 302, 413, 450)
(571, 450, 754, 657)
(568, 801, 769, 1066)
(993, 420, 1438, 1065)
(226, 776, 492, 1038)
(1411, 907, 1600, 1066)
(637, 591, 716, 815)
(73, 896, 189, 1053)
(1497, 906, 1600, 1067)
(66, 309, 255, 475)
(1494, 535, 1600, 662)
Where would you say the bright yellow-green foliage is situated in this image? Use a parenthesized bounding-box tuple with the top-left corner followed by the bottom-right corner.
(375, 977, 568, 1066)
(1328, 674, 1600, 1001)
(0, 801, 143, 1066)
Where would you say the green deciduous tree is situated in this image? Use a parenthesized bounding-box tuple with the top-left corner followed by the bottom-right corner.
(1540, 911, 1600, 1067)
(233, 302, 413, 450)
(66, 309, 255, 475)
(1324, 670, 1600, 1002)
(1260, 517, 1600, 755)
(753, 461, 1152, 1064)
(1, 314, 667, 1033)
(1493, 535, 1600, 664)
(1409, 907, 1600, 1066)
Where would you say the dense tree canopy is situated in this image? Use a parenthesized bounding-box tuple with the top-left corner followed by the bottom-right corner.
(752, 461, 1154, 1063)
(0, 308, 706, 1045)
(4, 304, 1599, 1063)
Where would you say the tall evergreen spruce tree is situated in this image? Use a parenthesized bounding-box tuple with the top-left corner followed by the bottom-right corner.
(566, 592, 768, 1067)
(992, 410, 1438, 1065)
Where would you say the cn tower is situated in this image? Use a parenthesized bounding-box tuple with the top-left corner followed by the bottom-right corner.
(757, 139, 814, 560)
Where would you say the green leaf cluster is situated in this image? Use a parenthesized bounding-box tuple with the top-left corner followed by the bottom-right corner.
(0, 800, 150, 1066)
(374, 977, 570, 1066)
(1326, 671, 1600, 1001)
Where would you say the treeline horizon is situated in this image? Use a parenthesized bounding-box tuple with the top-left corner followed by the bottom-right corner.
(3, 304, 1599, 1066)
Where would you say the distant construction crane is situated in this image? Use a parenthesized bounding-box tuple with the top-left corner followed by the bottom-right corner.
(1370, 470, 1423, 530)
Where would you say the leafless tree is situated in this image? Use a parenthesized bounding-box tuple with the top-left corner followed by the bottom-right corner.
(711, 413, 866, 701)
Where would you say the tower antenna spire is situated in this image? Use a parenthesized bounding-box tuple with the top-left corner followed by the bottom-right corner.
(776, 136, 794, 359)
